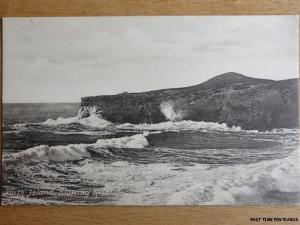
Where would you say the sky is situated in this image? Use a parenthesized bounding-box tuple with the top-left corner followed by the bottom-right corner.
(3, 16, 299, 103)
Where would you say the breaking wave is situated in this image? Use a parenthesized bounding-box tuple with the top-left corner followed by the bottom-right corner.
(53, 146, 299, 205)
(8, 105, 297, 135)
(42, 114, 246, 133)
(9, 116, 299, 136)
(4, 132, 150, 162)
(5, 144, 91, 162)
(42, 115, 111, 128)
(95, 132, 149, 149)
(3, 104, 300, 205)
(117, 121, 300, 135)
(166, 147, 300, 205)
(42, 107, 111, 128)
(117, 120, 244, 133)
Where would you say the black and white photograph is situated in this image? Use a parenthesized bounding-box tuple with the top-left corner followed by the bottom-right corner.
(2, 16, 299, 205)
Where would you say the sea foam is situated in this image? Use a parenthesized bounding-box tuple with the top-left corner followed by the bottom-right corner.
(18, 104, 298, 135)
(5, 144, 91, 162)
(166, 147, 300, 205)
(95, 132, 149, 149)
(42, 107, 111, 128)
(62, 147, 300, 205)
(116, 120, 244, 132)
(4, 133, 150, 162)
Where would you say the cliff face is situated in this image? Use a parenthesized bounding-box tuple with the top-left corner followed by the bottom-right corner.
(81, 72, 299, 130)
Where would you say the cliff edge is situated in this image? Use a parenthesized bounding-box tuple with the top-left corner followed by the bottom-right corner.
(80, 72, 299, 130)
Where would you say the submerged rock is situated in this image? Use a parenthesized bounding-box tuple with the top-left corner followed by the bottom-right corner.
(81, 72, 299, 130)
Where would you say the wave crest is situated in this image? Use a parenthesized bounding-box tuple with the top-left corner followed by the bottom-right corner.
(4, 133, 149, 162)
(95, 132, 149, 149)
(4, 144, 91, 162)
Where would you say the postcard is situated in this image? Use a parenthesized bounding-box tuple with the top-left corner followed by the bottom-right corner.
(2, 16, 299, 205)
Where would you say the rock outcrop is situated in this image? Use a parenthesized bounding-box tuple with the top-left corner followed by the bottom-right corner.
(80, 72, 299, 130)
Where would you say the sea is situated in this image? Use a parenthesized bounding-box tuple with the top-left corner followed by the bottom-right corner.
(1, 103, 300, 205)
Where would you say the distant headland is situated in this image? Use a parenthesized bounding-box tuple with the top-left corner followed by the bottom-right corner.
(80, 72, 299, 130)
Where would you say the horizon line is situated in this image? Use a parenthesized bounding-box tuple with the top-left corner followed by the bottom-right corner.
(3, 73, 299, 104)
(3, 101, 81, 104)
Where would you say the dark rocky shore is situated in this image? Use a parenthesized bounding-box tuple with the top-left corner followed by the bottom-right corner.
(81, 72, 299, 130)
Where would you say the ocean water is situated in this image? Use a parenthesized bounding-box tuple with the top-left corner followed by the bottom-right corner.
(2, 103, 300, 205)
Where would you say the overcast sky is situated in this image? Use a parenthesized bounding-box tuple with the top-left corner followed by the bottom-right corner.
(3, 16, 299, 103)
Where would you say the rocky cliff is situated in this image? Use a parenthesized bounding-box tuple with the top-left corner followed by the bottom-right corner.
(80, 72, 299, 130)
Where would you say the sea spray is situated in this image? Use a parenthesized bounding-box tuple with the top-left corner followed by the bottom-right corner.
(160, 100, 184, 121)
(42, 106, 111, 128)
